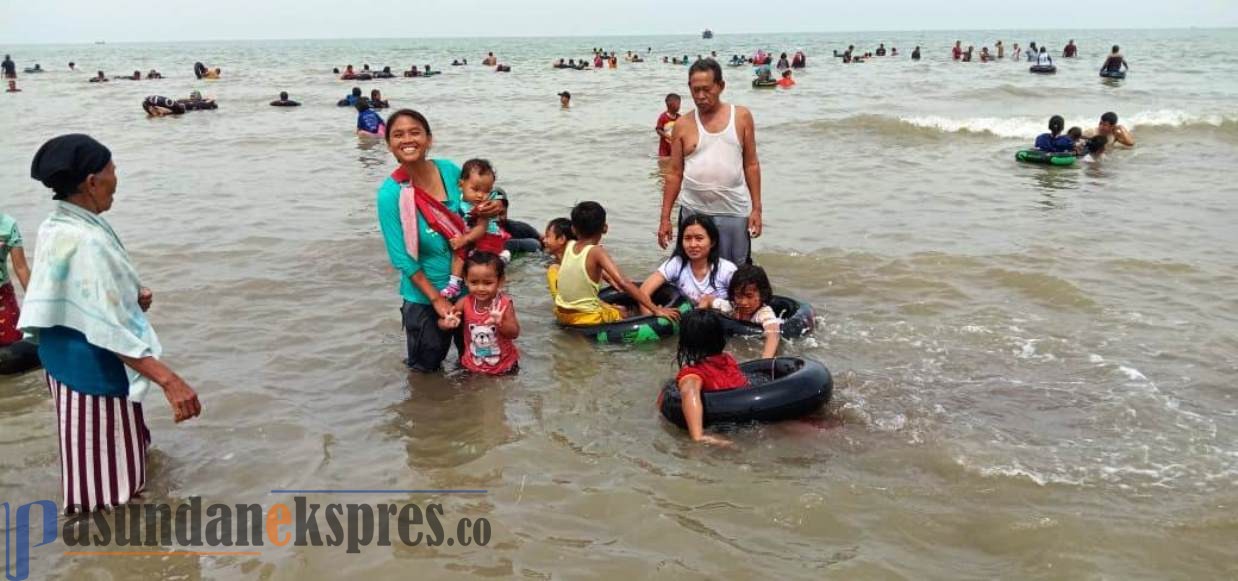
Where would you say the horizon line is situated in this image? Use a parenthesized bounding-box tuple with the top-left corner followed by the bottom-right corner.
(4, 26, 1234, 47)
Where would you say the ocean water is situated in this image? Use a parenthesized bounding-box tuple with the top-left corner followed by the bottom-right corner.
(2, 30, 1237, 578)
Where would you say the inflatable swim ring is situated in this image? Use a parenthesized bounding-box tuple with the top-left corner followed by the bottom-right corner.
(1016, 149, 1077, 166)
(502, 219, 542, 256)
(179, 99, 218, 111)
(658, 356, 833, 428)
(559, 284, 692, 344)
(194, 62, 207, 79)
(1029, 65, 1057, 74)
(718, 295, 815, 339)
(0, 341, 41, 376)
(1100, 70, 1126, 79)
(752, 79, 778, 88)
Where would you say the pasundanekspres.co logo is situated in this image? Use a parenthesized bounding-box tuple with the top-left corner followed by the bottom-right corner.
(4, 489, 491, 581)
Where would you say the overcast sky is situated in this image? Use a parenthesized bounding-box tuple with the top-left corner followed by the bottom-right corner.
(2, 0, 1235, 44)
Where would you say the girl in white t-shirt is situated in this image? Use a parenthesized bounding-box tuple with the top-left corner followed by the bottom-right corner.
(702, 264, 782, 359)
(639, 214, 737, 311)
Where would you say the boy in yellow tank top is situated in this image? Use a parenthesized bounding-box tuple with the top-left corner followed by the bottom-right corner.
(553, 202, 681, 326)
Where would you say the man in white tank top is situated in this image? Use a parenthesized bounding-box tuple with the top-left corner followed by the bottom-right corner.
(658, 58, 763, 266)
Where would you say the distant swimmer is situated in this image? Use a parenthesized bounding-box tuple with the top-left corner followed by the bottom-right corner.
(980, 47, 992, 62)
(338, 87, 362, 107)
(776, 69, 795, 88)
(891, 47, 898, 57)
(89, 70, 109, 82)
(1026, 42, 1038, 62)
(558, 91, 571, 109)
(911, 46, 921, 60)
(194, 61, 207, 78)
(23, 64, 43, 73)
(1034, 115, 1074, 153)
(1035, 46, 1054, 67)
(204, 67, 221, 79)
(369, 89, 389, 109)
(1063, 40, 1078, 58)
(177, 90, 217, 110)
(996, 40, 1004, 59)
(952, 41, 962, 61)
(1083, 111, 1135, 147)
(962, 46, 974, 62)
(142, 95, 185, 116)
(374, 66, 395, 79)
(656, 93, 682, 159)
(118, 70, 142, 80)
(2, 55, 15, 79)
(68, 61, 76, 70)
(791, 51, 806, 68)
(355, 98, 385, 138)
(147, 69, 163, 79)
(270, 91, 300, 107)
(1100, 45, 1129, 75)
(483, 52, 497, 66)
(495, 64, 511, 72)
(1012, 43, 1022, 60)
(1081, 135, 1108, 163)
(6, 80, 20, 93)
(875, 43, 887, 57)
(775, 52, 790, 69)
(422, 64, 440, 76)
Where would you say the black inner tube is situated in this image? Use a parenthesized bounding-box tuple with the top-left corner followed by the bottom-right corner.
(658, 356, 833, 428)
(0, 341, 41, 376)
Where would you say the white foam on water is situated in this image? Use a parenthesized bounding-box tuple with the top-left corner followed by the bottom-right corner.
(898, 110, 1237, 139)
(1089, 354, 1105, 364)
(1119, 365, 1148, 382)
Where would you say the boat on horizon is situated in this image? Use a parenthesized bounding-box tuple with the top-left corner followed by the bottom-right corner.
(702, 29, 713, 39)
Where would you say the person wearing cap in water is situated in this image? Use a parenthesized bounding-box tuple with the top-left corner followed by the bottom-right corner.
(22, 133, 203, 514)
(558, 91, 571, 109)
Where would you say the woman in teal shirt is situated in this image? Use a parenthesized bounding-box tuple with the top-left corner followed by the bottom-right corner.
(376, 109, 502, 372)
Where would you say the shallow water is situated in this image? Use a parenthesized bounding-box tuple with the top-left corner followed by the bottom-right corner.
(2, 30, 1237, 579)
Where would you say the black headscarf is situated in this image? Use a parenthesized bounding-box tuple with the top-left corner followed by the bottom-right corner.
(30, 134, 112, 198)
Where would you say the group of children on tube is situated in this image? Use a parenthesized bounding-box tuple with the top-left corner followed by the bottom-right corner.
(437, 160, 785, 444)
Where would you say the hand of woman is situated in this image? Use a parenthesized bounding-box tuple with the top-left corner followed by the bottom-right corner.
(138, 288, 153, 312)
(161, 377, 202, 423)
(431, 296, 454, 320)
(474, 200, 504, 218)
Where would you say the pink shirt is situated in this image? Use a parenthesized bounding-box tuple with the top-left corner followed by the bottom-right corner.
(460, 294, 519, 375)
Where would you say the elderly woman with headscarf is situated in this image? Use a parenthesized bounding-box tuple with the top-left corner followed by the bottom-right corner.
(19, 134, 202, 514)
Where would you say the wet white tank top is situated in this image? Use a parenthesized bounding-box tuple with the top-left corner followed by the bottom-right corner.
(680, 105, 751, 217)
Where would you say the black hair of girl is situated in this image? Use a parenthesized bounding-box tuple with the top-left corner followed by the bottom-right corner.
(465, 250, 505, 279)
(728, 264, 773, 306)
(460, 158, 496, 181)
(384, 109, 432, 143)
(677, 309, 728, 368)
(671, 213, 722, 290)
(546, 217, 575, 240)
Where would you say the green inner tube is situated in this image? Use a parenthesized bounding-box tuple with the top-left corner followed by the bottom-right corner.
(1016, 149, 1077, 166)
(559, 284, 692, 344)
(752, 79, 777, 88)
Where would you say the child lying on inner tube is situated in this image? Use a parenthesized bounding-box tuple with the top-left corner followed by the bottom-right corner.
(675, 309, 749, 446)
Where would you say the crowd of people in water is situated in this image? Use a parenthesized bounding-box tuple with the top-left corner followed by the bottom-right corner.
(0, 41, 1149, 515)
